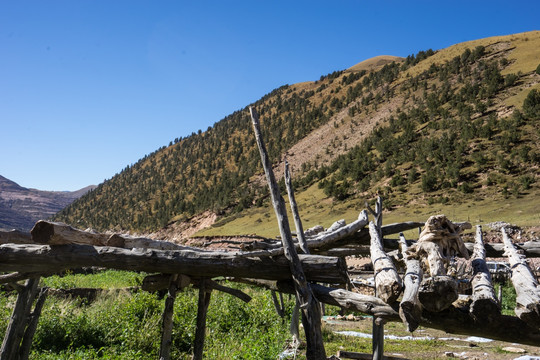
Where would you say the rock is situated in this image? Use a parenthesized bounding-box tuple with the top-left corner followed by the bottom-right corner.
(502, 346, 526, 353)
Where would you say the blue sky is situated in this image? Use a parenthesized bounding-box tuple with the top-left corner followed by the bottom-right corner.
(1, 1, 538, 191)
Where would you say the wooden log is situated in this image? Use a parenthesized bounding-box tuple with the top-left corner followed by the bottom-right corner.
(31, 220, 201, 251)
(250, 106, 326, 359)
(0, 272, 44, 285)
(316, 221, 424, 252)
(238, 279, 399, 319)
(470, 225, 500, 321)
(142, 273, 191, 292)
(369, 222, 402, 304)
(502, 227, 540, 327)
(271, 290, 285, 317)
(0, 243, 348, 284)
(418, 275, 458, 312)
(239, 220, 421, 255)
(159, 275, 179, 360)
(371, 196, 385, 360)
(18, 287, 48, 360)
(107, 234, 199, 251)
(31, 221, 108, 245)
(192, 279, 212, 360)
(398, 233, 423, 332)
(0, 278, 39, 360)
(284, 160, 309, 255)
(191, 278, 251, 303)
(465, 241, 540, 258)
(237, 278, 540, 346)
(420, 305, 540, 347)
(0, 229, 33, 245)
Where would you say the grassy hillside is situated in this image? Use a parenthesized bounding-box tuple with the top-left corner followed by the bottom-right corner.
(54, 31, 540, 235)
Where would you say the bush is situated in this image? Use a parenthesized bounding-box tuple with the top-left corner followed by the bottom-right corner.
(523, 89, 540, 120)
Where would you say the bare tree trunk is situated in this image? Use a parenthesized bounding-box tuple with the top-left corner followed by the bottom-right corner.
(192, 279, 212, 360)
(159, 275, 179, 360)
(502, 227, 540, 327)
(284, 160, 309, 255)
(398, 233, 423, 332)
(0, 278, 40, 360)
(470, 225, 499, 321)
(369, 222, 402, 304)
(18, 287, 49, 360)
(250, 106, 326, 359)
(0, 243, 347, 284)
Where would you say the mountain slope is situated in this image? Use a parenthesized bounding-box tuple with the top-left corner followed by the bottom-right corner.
(54, 31, 540, 234)
(0, 175, 95, 231)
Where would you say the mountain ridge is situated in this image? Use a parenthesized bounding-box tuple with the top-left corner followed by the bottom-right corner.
(54, 31, 540, 236)
(0, 175, 96, 231)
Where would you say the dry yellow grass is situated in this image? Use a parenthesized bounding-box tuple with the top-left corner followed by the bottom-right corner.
(346, 55, 404, 73)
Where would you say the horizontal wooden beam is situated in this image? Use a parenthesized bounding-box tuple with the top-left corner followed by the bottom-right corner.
(0, 243, 348, 284)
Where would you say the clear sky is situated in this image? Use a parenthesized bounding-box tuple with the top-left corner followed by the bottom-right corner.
(1, 1, 538, 191)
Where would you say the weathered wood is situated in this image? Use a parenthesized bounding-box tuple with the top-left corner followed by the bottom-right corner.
(0, 278, 39, 360)
(369, 222, 402, 304)
(0, 272, 44, 285)
(159, 275, 179, 360)
(0, 243, 348, 284)
(0, 229, 33, 245)
(271, 290, 285, 317)
(412, 215, 470, 277)
(18, 287, 48, 360)
(238, 279, 399, 319)
(237, 278, 540, 346)
(502, 227, 540, 327)
(191, 278, 251, 303)
(31, 221, 108, 245)
(284, 160, 309, 255)
(372, 316, 385, 360)
(31, 220, 201, 251)
(239, 220, 420, 255)
(465, 240, 540, 258)
(370, 197, 385, 360)
(398, 233, 423, 332)
(141, 273, 191, 293)
(420, 305, 540, 347)
(192, 279, 212, 360)
(107, 234, 199, 251)
(470, 225, 499, 321)
(418, 275, 458, 312)
(250, 106, 326, 359)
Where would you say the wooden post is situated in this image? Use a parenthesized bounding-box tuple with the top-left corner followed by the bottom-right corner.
(470, 225, 500, 321)
(250, 106, 326, 359)
(271, 291, 285, 318)
(18, 287, 49, 360)
(398, 233, 423, 332)
(369, 197, 391, 360)
(369, 222, 403, 304)
(502, 227, 540, 326)
(159, 275, 179, 360)
(192, 279, 212, 360)
(0, 278, 40, 360)
(284, 160, 309, 255)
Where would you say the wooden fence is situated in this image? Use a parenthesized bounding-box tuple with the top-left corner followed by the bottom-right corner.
(1, 106, 539, 359)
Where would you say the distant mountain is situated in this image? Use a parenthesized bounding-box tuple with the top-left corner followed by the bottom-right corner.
(55, 31, 540, 234)
(0, 175, 96, 231)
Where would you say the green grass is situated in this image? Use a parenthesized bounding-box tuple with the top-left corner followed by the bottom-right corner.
(0, 271, 527, 359)
(1, 272, 294, 360)
(196, 179, 540, 238)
